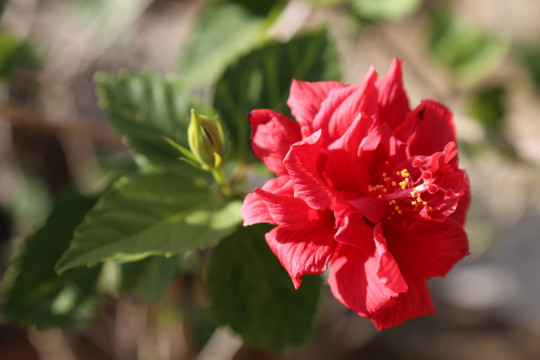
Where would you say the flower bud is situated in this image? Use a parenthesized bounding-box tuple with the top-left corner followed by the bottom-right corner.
(188, 109, 225, 170)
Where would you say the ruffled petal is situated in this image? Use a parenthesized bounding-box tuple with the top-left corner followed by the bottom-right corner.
(242, 177, 293, 226)
(242, 192, 275, 226)
(287, 80, 346, 136)
(334, 209, 375, 249)
(377, 58, 410, 130)
(424, 167, 470, 220)
(450, 188, 471, 226)
(313, 68, 379, 141)
(324, 114, 377, 192)
(260, 176, 294, 195)
(248, 109, 301, 175)
(253, 187, 326, 230)
(373, 223, 408, 293)
(283, 131, 335, 210)
(384, 218, 469, 278)
(328, 241, 406, 318)
(370, 276, 436, 330)
(344, 197, 386, 224)
(397, 100, 456, 156)
(266, 225, 336, 289)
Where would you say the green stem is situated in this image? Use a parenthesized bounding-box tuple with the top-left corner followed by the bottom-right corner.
(211, 166, 232, 198)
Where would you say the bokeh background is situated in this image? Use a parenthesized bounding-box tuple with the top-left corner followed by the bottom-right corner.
(1, 0, 540, 359)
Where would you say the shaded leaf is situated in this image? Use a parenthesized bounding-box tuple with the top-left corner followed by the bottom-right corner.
(468, 85, 506, 132)
(56, 173, 243, 273)
(95, 71, 207, 177)
(0, 31, 39, 79)
(207, 224, 322, 352)
(519, 44, 540, 95)
(1, 189, 101, 330)
(468, 85, 516, 158)
(213, 28, 340, 162)
(120, 255, 182, 303)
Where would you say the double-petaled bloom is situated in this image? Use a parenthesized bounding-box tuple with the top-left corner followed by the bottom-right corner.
(241, 59, 470, 329)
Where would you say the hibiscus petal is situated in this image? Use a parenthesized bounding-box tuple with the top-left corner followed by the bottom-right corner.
(377, 58, 410, 130)
(450, 188, 471, 226)
(242, 192, 275, 226)
(384, 218, 469, 278)
(429, 167, 470, 220)
(242, 177, 293, 226)
(344, 197, 386, 224)
(334, 210, 374, 249)
(266, 225, 336, 289)
(373, 223, 408, 293)
(283, 131, 334, 210)
(287, 80, 347, 136)
(328, 113, 375, 153)
(253, 188, 324, 230)
(248, 109, 302, 175)
(370, 276, 436, 330)
(398, 100, 456, 156)
(325, 114, 376, 192)
(313, 68, 379, 141)
(328, 242, 405, 318)
(260, 175, 294, 194)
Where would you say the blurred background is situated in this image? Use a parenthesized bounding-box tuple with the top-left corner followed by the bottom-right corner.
(1, 0, 540, 359)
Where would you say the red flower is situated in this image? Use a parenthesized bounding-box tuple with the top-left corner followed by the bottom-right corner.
(241, 59, 470, 329)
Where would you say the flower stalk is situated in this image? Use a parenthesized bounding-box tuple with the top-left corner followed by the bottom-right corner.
(211, 166, 232, 198)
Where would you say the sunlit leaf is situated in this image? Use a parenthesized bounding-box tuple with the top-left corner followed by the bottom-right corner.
(207, 224, 322, 352)
(428, 11, 509, 84)
(55, 173, 243, 273)
(1, 189, 101, 330)
(213, 28, 340, 161)
(350, 0, 422, 20)
(177, 0, 281, 88)
(95, 71, 207, 177)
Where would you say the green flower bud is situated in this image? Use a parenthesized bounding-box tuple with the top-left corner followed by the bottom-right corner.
(188, 109, 225, 170)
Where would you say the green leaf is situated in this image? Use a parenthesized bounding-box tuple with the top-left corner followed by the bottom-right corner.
(94, 71, 207, 177)
(55, 172, 243, 273)
(177, 1, 281, 87)
(519, 44, 540, 95)
(468, 85, 516, 158)
(1, 189, 101, 330)
(213, 28, 341, 161)
(120, 255, 182, 303)
(350, 0, 422, 21)
(468, 85, 506, 132)
(207, 224, 322, 352)
(0, 31, 39, 79)
(73, 0, 109, 17)
(308, 0, 344, 7)
(428, 11, 509, 84)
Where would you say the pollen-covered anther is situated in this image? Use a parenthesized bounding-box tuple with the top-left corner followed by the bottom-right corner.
(399, 179, 409, 190)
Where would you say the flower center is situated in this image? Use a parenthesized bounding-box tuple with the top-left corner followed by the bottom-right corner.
(367, 166, 436, 220)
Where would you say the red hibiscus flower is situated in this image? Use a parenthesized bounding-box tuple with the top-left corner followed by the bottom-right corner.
(241, 59, 470, 329)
